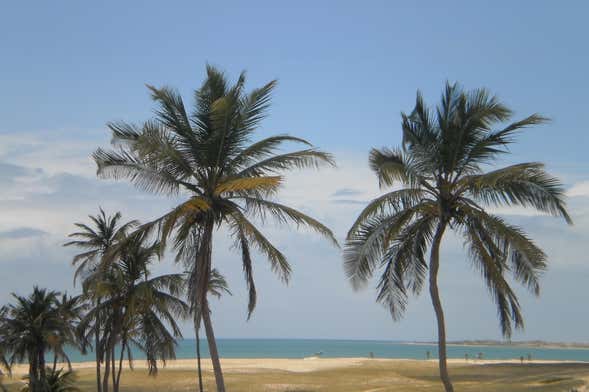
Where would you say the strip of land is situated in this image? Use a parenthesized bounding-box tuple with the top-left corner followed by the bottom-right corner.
(415, 340, 589, 349)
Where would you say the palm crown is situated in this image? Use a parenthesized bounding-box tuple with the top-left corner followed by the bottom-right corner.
(93, 65, 338, 317)
(345, 83, 571, 337)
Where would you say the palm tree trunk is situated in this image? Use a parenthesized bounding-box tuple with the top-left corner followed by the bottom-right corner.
(195, 318, 204, 392)
(115, 340, 125, 392)
(39, 349, 47, 390)
(29, 350, 39, 392)
(95, 301, 102, 392)
(102, 332, 111, 392)
(110, 345, 116, 390)
(52, 353, 58, 373)
(195, 219, 226, 392)
(202, 301, 225, 392)
(429, 221, 454, 392)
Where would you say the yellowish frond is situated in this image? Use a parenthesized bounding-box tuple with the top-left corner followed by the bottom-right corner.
(214, 176, 282, 195)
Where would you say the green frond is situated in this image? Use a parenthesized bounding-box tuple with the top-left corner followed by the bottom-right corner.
(459, 162, 572, 223)
(146, 84, 192, 136)
(238, 149, 335, 177)
(347, 188, 428, 239)
(208, 269, 232, 298)
(239, 197, 339, 247)
(459, 203, 546, 294)
(369, 148, 429, 189)
(229, 210, 291, 282)
(344, 206, 424, 289)
(93, 148, 186, 195)
(464, 222, 524, 337)
(458, 114, 549, 172)
(236, 229, 257, 319)
(376, 215, 435, 320)
(239, 80, 277, 132)
(229, 135, 312, 169)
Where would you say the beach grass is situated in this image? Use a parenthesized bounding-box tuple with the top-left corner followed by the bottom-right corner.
(2, 359, 588, 391)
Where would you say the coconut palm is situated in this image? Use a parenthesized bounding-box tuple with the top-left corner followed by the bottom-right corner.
(64, 210, 137, 392)
(0, 287, 77, 392)
(93, 65, 338, 391)
(79, 232, 189, 392)
(344, 83, 571, 392)
(50, 294, 86, 373)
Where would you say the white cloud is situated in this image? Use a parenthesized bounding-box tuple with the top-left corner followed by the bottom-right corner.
(568, 180, 589, 198)
(0, 131, 589, 341)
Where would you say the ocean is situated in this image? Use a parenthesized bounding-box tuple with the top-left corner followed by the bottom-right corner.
(63, 339, 589, 363)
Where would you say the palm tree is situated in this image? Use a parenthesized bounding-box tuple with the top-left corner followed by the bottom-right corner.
(64, 210, 137, 392)
(0, 287, 76, 392)
(80, 232, 189, 392)
(344, 83, 571, 392)
(50, 294, 86, 373)
(93, 65, 338, 391)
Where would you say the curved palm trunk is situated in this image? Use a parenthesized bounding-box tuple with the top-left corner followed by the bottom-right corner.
(52, 353, 58, 373)
(111, 346, 116, 388)
(114, 339, 126, 392)
(195, 219, 226, 392)
(195, 318, 204, 392)
(102, 346, 111, 392)
(202, 301, 225, 392)
(429, 221, 454, 392)
(95, 301, 102, 392)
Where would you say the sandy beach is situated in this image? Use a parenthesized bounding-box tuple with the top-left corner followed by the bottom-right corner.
(5, 358, 589, 391)
(8, 357, 589, 374)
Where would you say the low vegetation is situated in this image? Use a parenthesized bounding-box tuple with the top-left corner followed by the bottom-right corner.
(2, 360, 589, 391)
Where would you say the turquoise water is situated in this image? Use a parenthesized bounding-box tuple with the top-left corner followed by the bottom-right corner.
(64, 339, 589, 362)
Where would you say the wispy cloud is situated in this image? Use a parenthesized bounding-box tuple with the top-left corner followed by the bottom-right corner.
(568, 181, 589, 198)
(0, 227, 48, 239)
(331, 188, 364, 197)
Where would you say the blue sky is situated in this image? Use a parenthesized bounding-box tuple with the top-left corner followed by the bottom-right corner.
(1, 1, 588, 342)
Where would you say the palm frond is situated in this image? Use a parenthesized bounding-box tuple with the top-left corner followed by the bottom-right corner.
(240, 197, 339, 246)
(229, 210, 291, 282)
(459, 162, 572, 223)
(215, 176, 282, 196)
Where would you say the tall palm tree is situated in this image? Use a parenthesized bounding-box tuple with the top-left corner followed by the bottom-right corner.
(64, 210, 137, 392)
(0, 287, 76, 392)
(93, 65, 338, 391)
(344, 83, 571, 392)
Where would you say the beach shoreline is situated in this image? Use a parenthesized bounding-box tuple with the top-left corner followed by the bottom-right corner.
(7, 357, 589, 376)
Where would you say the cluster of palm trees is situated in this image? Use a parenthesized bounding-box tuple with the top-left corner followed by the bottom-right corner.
(0, 288, 84, 391)
(0, 66, 571, 392)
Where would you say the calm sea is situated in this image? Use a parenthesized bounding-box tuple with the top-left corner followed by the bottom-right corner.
(64, 339, 589, 362)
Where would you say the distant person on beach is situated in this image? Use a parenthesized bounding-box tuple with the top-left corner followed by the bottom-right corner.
(465, 353, 469, 361)
(520, 355, 524, 364)
(426, 351, 431, 360)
